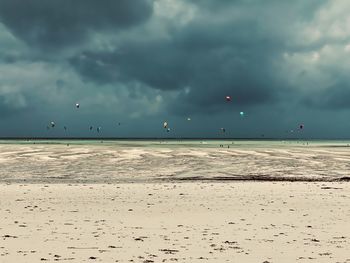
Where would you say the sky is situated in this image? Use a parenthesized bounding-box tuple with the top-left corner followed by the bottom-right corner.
(0, 0, 350, 138)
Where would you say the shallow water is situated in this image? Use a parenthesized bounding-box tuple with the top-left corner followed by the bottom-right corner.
(1, 139, 350, 148)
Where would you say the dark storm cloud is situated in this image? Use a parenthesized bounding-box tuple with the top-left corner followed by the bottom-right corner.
(68, 0, 350, 118)
(190, 0, 326, 12)
(0, 0, 153, 48)
(1, 0, 350, 137)
(0, 94, 27, 117)
(70, 41, 191, 90)
(304, 81, 350, 110)
(69, 1, 292, 114)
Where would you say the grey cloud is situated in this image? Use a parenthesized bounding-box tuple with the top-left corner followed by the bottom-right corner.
(68, 0, 346, 118)
(0, 0, 153, 49)
(304, 81, 350, 110)
(0, 93, 29, 117)
(69, 2, 291, 115)
(1, 0, 350, 138)
(70, 41, 190, 90)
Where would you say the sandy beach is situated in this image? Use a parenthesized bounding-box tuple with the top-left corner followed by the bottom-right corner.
(0, 141, 349, 262)
(1, 182, 349, 263)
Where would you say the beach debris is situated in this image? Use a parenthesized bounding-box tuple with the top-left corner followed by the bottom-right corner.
(225, 95, 232, 102)
(159, 249, 179, 254)
(108, 245, 118, 249)
(3, 234, 18, 239)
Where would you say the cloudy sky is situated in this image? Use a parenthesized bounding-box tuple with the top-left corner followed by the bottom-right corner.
(0, 0, 350, 138)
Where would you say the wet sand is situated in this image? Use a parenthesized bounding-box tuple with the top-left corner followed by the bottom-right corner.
(1, 182, 350, 263)
(0, 143, 350, 183)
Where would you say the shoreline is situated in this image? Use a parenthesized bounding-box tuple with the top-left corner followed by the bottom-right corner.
(1, 177, 350, 184)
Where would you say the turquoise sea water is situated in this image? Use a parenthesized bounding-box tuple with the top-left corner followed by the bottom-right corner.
(0, 138, 350, 146)
(0, 139, 350, 148)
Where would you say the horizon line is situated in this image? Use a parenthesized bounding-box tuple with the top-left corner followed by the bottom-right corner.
(0, 137, 349, 141)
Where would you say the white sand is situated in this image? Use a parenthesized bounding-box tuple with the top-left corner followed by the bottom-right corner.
(1, 182, 349, 263)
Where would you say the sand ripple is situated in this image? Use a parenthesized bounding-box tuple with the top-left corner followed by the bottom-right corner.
(0, 143, 349, 183)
